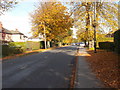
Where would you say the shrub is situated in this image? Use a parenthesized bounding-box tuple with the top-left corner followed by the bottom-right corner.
(114, 30, 120, 54)
(98, 42, 115, 51)
(10, 46, 23, 54)
(62, 43, 66, 46)
(40, 41, 45, 49)
(2, 44, 24, 57)
(2, 42, 26, 57)
(2, 45, 10, 57)
(9, 42, 26, 52)
(50, 42, 53, 47)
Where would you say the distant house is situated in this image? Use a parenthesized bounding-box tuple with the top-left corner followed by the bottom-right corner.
(27, 35, 44, 42)
(0, 22, 28, 44)
(10, 29, 28, 42)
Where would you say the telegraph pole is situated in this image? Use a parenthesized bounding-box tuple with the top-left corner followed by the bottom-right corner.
(93, 1, 97, 53)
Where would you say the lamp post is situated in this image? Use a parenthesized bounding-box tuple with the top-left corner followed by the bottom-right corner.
(93, 1, 97, 53)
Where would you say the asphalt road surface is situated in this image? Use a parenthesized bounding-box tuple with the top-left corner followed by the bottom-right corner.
(2, 46, 78, 88)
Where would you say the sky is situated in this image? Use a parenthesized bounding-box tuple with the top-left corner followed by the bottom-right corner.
(0, 0, 118, 38)
(0, 0, 39, 37)
(0, 0, 78, 38)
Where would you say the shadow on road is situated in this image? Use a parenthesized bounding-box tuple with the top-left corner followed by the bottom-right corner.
(2, 46, 78, 88)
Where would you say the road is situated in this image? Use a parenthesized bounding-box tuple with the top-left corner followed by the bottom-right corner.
(2, 46, 78, 88)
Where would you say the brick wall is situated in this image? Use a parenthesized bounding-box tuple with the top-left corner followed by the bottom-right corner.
(0, 22, 2, 30)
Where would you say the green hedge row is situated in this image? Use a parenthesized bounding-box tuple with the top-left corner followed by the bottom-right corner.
(114, 30, 120, 54)
(9, 42, 26, 52)
(2, 45, 23, 57)
(98, 42, 115, 51)
(2, 41, 62, 57)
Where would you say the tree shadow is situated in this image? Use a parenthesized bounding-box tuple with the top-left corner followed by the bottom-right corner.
(2, 46, 77, 88)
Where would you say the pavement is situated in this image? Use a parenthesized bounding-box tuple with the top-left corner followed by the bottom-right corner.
(74, 47, 104, 88)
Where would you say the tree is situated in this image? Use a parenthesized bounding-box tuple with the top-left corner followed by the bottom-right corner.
(69, 2, 118, 44)
(0, 0, 18, 15)
(31, 1, 73, 43)
(62, 29, 73, 44)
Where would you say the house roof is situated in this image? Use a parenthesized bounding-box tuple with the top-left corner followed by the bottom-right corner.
(0, 24, 28, 38)
(0, 28, 26, 35)
(10, 30, 24, 35)
(0, 27, 11, 33)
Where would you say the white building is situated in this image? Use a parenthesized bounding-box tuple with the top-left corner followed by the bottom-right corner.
(0, 22, 28, 43)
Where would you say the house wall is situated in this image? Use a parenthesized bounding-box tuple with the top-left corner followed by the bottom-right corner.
(11, 34, 22, 42)
(0, 22, 2, 30)
(0, 33, 12, 42)
(27, 39, 42, 42)
(0, 22, 28, 42)
(4, 34, 12, 42)
(0, 33, 2, 40)
(11, 34, 28, 42)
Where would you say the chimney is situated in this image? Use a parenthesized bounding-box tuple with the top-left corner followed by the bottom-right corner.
(15, 28, 18, 31)
(0, 22, 3, 30)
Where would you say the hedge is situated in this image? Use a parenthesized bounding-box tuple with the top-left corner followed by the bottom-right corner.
(2, 44, 23, 57)
(2, 41, 55, 57)
(9, 42, 26, 52)
(114, 30, 120, 54)
(98, 42, 115, 51)
(2, 45, 10, 56)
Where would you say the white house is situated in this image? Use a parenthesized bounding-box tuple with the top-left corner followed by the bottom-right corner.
(10, 29, 28, 42)
(0, 22, 28, 43)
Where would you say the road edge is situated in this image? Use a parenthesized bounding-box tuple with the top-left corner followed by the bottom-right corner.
(69, 47, 79, 89)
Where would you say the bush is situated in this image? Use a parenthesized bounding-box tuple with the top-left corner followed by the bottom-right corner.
(2, 44, 23, 57)
(2, 45, 10, 56)
(62, 43, 66, 46)
(50, 42, 53, 47)
(98, 42, 115, 51)
(40, 41, 45, 49)
(10, 46, 23, 54)
(114, 30, 120, 54)
(9, 42, 26, 52)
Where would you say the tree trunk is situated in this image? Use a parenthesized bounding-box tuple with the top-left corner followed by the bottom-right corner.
(85, 3, 90, 46)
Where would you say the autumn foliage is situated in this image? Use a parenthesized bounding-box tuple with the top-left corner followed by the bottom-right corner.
(70, 2, 118, 42)
(86, 50, 120, 88)
(31, 1, 73, 42)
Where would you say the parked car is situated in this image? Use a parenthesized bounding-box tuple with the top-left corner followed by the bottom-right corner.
(79, 42, 85, 47)
(71, 43, 76, 46)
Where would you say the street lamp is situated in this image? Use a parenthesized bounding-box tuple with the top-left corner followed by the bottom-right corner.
(93, 1, 97, 53)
